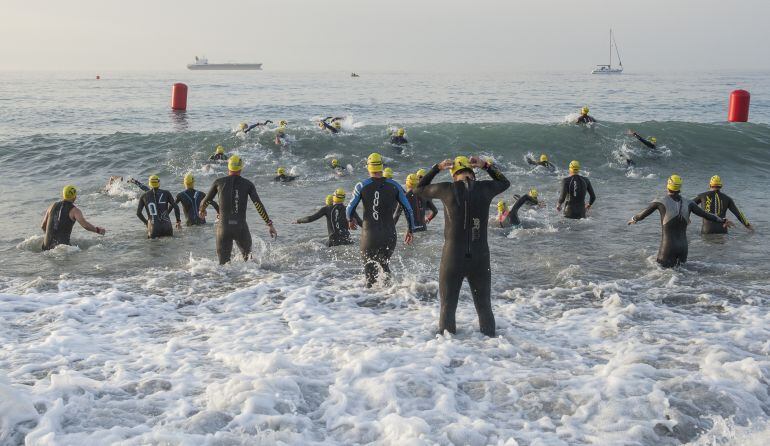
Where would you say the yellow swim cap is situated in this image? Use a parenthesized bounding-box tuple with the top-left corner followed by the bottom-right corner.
(416, 168, 427, 178)
(384, 167, 393, 179)
(318, 122, 325, 129)
(148, 175, 160, 188)
(581, 106, 589, 115)
(497, 201, 507, 212)
(325, 195, 333, 206)
(650, 137, 657, 145)
(277, 167, 286, 175)
(529, 188, 538, 199)
(62, 185, 77, 201)
(332, 121, 342, 129)
(333, 188, 346, 203)
(569, 160, 581, 173)
(239, 122, 248, 130)
(450, 156, 472, 176)
(216, 145, 225, 154)
(710, 175, 722, 187)
(279, 120, 287, 126)
(540, 154, 548, 162)
(331, 159, 339, 167)
(405, 173, 418, 187)
(367, 153, 384, 173)
(228, 155, 243, 172)
(667, 174, 682, 192)
(397, 128, 405, 137)
(183, 173, 194, 187)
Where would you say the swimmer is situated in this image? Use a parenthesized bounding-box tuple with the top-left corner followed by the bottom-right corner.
(125, 177, 150, 192)
(347, 152, 415, 287)
(330, 158, 347, 175)
(575, 106, 596, 125)
(390, 128, 408, 145)
(41, 185, 106, 250)
(175, 173, 219, 225)
(136, 175, 182, 238)
(295, 188, 355, 247)
(242, 120, 273, 134)
(692, 175, 752, 234)
(274, 120, 288, 145)
(274, 167, 297, 183)
(500, 188, 540, 227)
(209, 145, 227, 161)
(199, 155, 277, 264)
(556, 160, 596, 219)
(413, 155, 510, 337)
(394, 174, 438, 232)
(383, 167, 394, 179)
(318, 117, 343, 133)
(527, 153, 556, 171)
(628, 130, 657, 149)
(628, 175, 730, 268)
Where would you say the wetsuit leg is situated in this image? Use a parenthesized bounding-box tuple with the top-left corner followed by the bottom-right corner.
(149, 221, 173, 239)
(466, 261, 495, 337)
(438, 257, 464, 334)
(233, 223, 252, 261)
(363, 250, 379, 287)
(216, 224, 235, 265)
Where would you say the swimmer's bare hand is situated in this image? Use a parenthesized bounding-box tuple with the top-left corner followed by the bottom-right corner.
(199, 209, 207, 219)
(404, 231, 414, 245)
(176, 221, 182, 230)
(469, 156, 487, 168)
(556, 204, 562, 212)
(723, 219, 735, 229)
(349, 220, 358, 230)
(268, 224, 277, 239)
(96, 226, 106, 235)
(627, 218, 636, 225)
(438, 159, 453, 170)
(585, 204, 592, 211)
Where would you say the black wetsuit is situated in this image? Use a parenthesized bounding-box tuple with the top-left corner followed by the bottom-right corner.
(42, 201, 76, 250)
(244, 120, 272, 134)
(557, 175, 596, 219)
(274, 174, 297, 183)
(210, 153, 227, 161)
(505, 194, 538, 226)
(297, 203, 353, 246)
(576, 114, 596, 124)
(527, 158, 556, 171)
(632, 132, 656, 149)
(632, 193, 723, 268)
(414, 163, 510, 337)
(390, 135, 408, 145)
(693, 190, 750, 234)
(320, 120, 339, 133)
(176, 189, 219, 225)
(347, 177, 415, 287)
(394, 190, 438, 232)
(136, 188, 180, 238)
(128, 179, 150, 192)
(202, 175, 272, 265)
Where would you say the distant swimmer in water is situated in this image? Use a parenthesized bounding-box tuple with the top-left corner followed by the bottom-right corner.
(175, 173, 219, 226)
(527, 153, 556, 171)
(496, 201, 511, 228)
(210, 145, 227, 161)
(274, 120, 287, 145)
(274, 167, 297, 183)
(575, 106, 596, 125)
(395, 174, 438, 232)
(413, 155, 510, 337)
(628, 175, 730, 268)
(498, 188, 540, 227)
(41, 185, 106, 250)
(199, 155, 277, 264)
(318, 117, 343, 133)
(241, 120, 273, 134)
(692, 175, 752, 234)
(390, 128, 408, 145)
(295, 188, 355, 247)
(557, 160, 596, 219)
(136, 175, 182, 238)
(383, 167, 394, 179)
(628, 130, 657, 149)
(347, 152, 415, 287)
(330, 158, 347, 176)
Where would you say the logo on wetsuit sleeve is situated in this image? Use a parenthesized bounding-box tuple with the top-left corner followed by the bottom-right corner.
(472, 218, 480, 241)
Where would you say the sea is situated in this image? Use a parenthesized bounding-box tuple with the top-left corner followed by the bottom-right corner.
(1, 70, 769, 445)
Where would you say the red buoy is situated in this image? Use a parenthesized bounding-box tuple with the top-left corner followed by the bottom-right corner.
(728, 89, 750, 122)
(171, 83, 188, 111)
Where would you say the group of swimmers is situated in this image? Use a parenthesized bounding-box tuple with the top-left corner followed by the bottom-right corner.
(40, 105, 754, 337)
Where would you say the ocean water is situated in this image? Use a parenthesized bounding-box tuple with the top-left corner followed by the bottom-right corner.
(1, 71, 769, 445)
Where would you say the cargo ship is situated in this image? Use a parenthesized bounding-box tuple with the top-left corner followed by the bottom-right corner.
(187, 56, 262, 71)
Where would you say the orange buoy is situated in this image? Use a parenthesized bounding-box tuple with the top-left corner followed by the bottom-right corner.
(171, 83, 188, 111)
(728, 90, 750, 122)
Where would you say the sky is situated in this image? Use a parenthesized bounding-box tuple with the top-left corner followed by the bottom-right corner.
(1, 0, 768, 72)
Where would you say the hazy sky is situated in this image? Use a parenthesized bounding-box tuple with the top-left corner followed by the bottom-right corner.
(1, 0, 768, 72)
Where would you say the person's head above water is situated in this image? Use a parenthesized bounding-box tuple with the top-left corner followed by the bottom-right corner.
(569, 160, 581, 174)
(650, 137, 657, 145)
(397, 128, 405, 137)
(405, 173, 418, 189)
(332, 121, 342, 130)
(331, 159, 339, 168)
(333, 188, 346, 204)
(215, 145, 225, 155)
(540, 154, 548, 162)
(581, 106, 589, 116)
(325, 195, 333, 206)
(416, 168, 427, 180)
(667, 174, 682, 194)
(228, 155, 243, 175)
(279, 120, 287, 127)
(709, 175, 722, 189)
(62, 185, 77, 202)
(367, 152, 384, 177)
(451, 156, 475, 181)
(383, 167, 393, 179)
(529, 187, 538, 199)
(183, 173, 194, 189)
(497, 200, 507, 213)
(239, 122, 248, 131)
(277, 167, 286, 176)
(148, 175, 160, 189)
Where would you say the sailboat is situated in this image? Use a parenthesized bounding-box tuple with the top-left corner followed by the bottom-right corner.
(591, 29, 623, 74)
